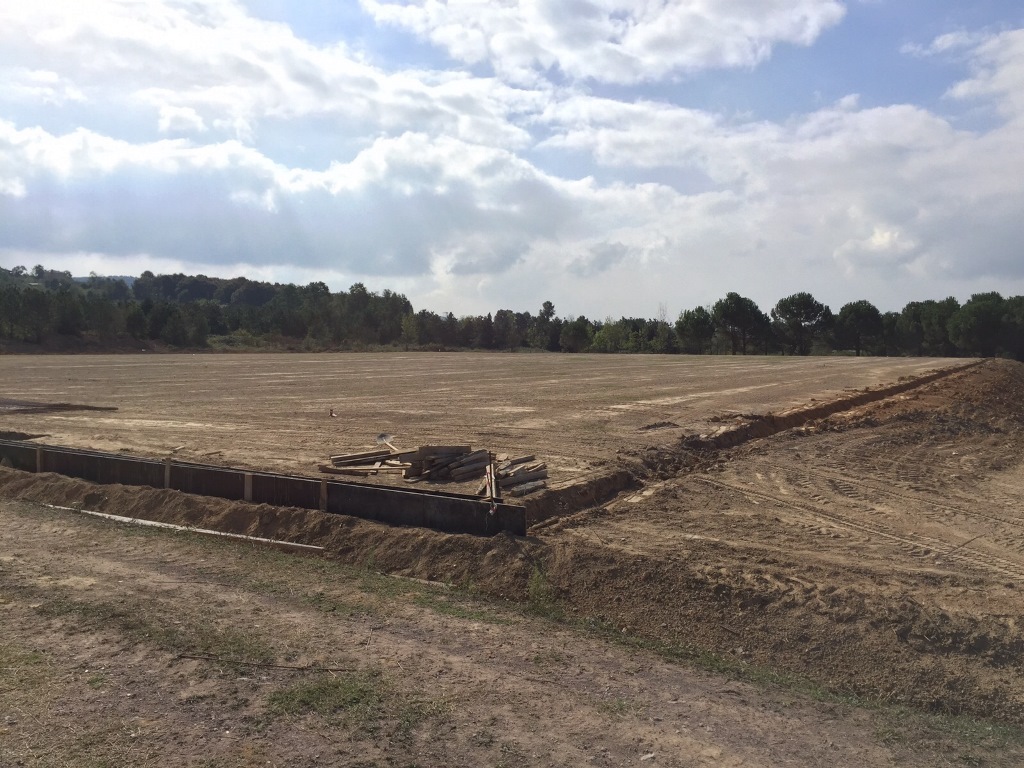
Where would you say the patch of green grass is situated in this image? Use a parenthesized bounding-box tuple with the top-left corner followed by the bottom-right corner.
(0, 643, 49, 691)
(531, 649, 565, 667)
(596, 696, 642, 717)
(266, 669, 449, 746)
(305, 588, 363, 617)
(412, 591, 509, 625)
(86, 674, 106, 689)
(358, 569, 415, 599)
(874, 706, 1024, 760)
(526, 565, 562, 620)
(268, 672, 384, 722)
(34, 593, 274, 663)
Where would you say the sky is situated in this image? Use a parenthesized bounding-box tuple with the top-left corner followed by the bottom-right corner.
(2, 1, 1024, 320)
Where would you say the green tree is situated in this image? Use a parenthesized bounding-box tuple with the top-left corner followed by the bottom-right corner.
(125, 302, 148, 339)
(947, 293, 1004, 357)
(183, 302, 209, 347)
(559, 316, 593, 352)
(0, 285, 21, 339)
(528, 301, 559, 350)
(771, 292, 832, 355)
(400, 313, 418, 350)
(712, 293, 764, 354)
(1001, 296, 1024, 360)
(835, 300, 883, 356)
(921, 298, 960, 356)
(492, 309, 520, 351)
(675, 306, 715, 354)
(52, 288, 85, 336)
(649, 321, 678, 354)
(83, 294, 122, 338)
(158, 307, 189, 346)
(21, 288, 52, 343)
(880, 311, 901, 357)
(476, 313, 495, 349)
(590, 317, 627, 353)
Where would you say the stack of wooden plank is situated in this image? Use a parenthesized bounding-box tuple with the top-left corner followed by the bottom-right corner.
(318, 447, 416, 476)
(319, 444, 495, 483)
(404, 446, 492, 482)
(319, 445, 549, 497)
(476, 455, 548, 497)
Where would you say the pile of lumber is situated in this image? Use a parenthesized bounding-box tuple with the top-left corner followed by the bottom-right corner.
(318, 444, 548, 497)
(475, 455, 548, 497)
(318, 447, 415, 477)
(405, 446, 484, 482)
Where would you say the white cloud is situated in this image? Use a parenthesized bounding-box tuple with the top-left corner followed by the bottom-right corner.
(157, 105, 208, 134)
(900, 30, 986, 58)
(3, 2, 1024, 319)
(946, 28, 1024, 119)
(0, 0, 542, 149)
(0, 118, 591, 278)
(0, 68, 87, 105)
(361, 0, 847, 84)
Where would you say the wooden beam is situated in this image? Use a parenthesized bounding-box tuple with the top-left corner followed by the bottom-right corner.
(507, 480, 546, 497)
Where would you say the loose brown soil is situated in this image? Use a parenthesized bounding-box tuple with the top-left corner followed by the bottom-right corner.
(3, 354, 1024, 766)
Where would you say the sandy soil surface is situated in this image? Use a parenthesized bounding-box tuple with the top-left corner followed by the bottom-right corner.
(0, 353, 959, 483)
(2, 354, 1024, 766)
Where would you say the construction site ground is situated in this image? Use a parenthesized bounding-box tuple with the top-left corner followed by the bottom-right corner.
(2, 353, 1024, 766)
(0, 352, 959, 483)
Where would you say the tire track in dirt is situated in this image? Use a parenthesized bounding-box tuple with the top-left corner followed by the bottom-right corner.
(753, 459, 1024, 544)
(692, 474, 1024, 583)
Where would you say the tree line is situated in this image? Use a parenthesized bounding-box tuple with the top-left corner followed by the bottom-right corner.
(1, 265, 1022, 359)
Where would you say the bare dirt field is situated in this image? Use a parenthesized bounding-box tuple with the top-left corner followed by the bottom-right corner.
(3, 353, 1024, 767)
(0, 352, 960, 481)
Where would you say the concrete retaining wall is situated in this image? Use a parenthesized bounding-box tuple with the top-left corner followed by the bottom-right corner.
(0, 439, 526, 537)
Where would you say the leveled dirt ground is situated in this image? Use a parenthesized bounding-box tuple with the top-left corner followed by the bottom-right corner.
(3, 354, 1024, 766)
(0, 352, 958, 483)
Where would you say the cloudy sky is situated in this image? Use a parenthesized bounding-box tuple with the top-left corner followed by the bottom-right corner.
(2, 1, 1023, 319)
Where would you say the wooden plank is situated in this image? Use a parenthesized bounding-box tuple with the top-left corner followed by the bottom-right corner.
(413, 445, 471, 459)
(501, 462, 546, 478)
(499, 469, 548, 488)
(507, 480, 546, 497)
(450, 461, 489, 479)
(319, 464, 406, 476)
(448, 449, 489, 469)
(329, 448, 393, 463)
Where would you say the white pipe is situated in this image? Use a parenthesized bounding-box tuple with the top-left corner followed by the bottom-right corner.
(41, 504, 325, 553)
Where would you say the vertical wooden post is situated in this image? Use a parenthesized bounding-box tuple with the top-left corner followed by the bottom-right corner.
(244, 473, 253, 503)
(164, 457, 171, 489)
(36, 447, 43, 473)
(320, 479, 328, 512)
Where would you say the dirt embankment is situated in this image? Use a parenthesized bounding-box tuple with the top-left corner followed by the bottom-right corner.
(2, 359, 1024, 726)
